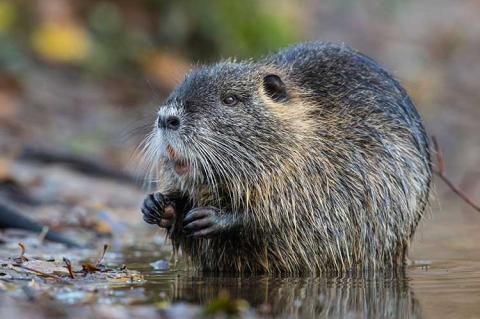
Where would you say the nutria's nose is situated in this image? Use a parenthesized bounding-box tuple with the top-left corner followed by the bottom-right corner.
(158, 115, 180, 131)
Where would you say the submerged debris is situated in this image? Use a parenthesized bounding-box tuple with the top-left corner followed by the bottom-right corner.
(1, 240, 146, 307)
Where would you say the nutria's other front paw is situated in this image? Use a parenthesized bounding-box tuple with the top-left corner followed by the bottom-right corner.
(183, 207, 237, 238)
(141, 192, 175, 229)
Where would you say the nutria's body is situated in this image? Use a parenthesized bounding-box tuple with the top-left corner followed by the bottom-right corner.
(140, 42, 431, 274)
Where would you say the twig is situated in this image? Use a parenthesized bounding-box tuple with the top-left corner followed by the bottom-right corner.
(15, 242, 28, 263)
(95, 244, 109, 266)
(432, 136, 480, 213)
(432, 137, 445, 174)
(18, 146, 138, 185)
(0, 199, 81, 247)
(13, 264, 70, 284)
(63, 257, 75, 279)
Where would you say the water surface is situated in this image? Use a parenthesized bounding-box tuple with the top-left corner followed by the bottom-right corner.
(121, 249, 480, 318)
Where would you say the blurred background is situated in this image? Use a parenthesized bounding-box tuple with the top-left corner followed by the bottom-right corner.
(0, 0, 479, 315)
(1, 0, 479, 169)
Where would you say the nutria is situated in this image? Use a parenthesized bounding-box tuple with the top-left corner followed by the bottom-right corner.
(140, 42, 431, 274)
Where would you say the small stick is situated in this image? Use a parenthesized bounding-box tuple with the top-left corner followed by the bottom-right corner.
(432, 137, 445, 174)
(63, 257, 75, 279)
(13, 264, 70, 284)
(15, 243, 28, 263)
(95, 244, 109, 266)
(432, 136, 480, 213)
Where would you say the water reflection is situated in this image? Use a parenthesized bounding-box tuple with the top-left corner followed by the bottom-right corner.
(135, 264, 421, 318)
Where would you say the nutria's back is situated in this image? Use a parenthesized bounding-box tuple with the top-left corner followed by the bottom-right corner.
(265, 43, 430, 162)
(142, 42, 432, 274)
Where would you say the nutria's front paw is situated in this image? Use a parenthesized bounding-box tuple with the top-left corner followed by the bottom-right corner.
(183, 207, 237, 238)
(141, 192, 175, 229)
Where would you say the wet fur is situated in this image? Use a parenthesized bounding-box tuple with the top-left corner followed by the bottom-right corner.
(140, 42, 432, 274)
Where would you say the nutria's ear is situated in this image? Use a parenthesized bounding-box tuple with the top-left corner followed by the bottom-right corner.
(263, 74, 288, 102)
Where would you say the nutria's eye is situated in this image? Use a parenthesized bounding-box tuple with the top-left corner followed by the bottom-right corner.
(222, 95, 238, 106)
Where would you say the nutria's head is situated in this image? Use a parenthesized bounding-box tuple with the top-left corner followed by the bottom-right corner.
(143, 62, 308, 195)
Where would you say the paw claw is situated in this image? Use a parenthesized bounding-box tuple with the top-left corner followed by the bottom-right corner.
(184, 218, 213, 232)
(183, 207, 213, 224)
(182, 207, 230, 238)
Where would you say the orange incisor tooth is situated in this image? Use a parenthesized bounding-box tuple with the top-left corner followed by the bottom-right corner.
(167, 144, 176, 160)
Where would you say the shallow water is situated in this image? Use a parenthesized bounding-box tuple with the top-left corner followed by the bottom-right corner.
(120, 249, 480, 318)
